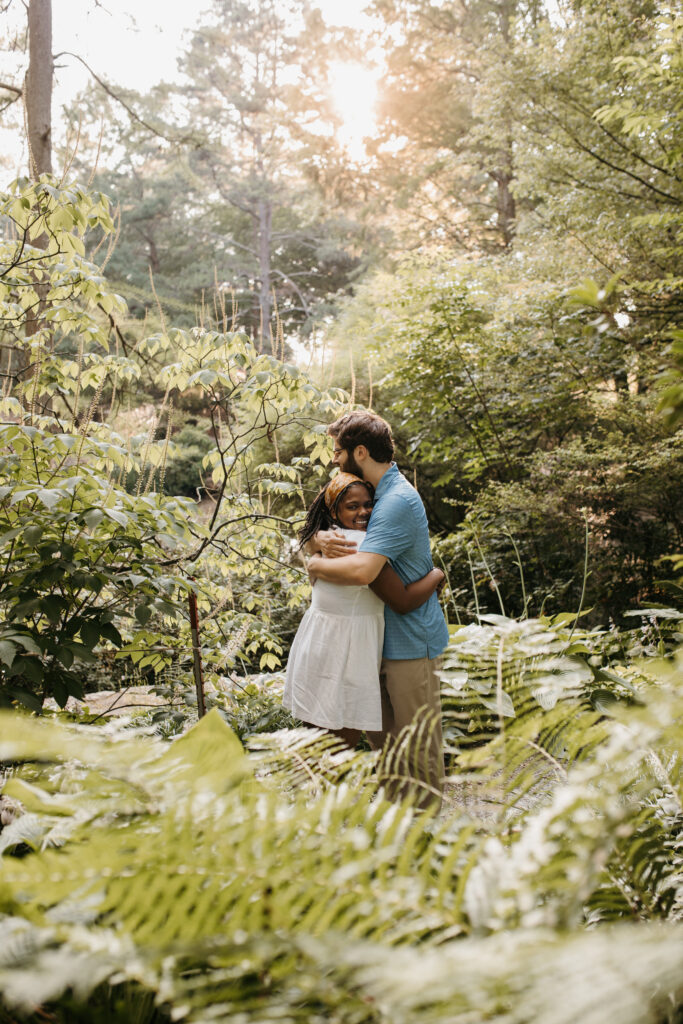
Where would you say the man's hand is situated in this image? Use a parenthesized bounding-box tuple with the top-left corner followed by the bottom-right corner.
(316, 529, 358, 558)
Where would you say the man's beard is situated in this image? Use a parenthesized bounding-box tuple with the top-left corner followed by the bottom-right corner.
(344, 451, 364, 477)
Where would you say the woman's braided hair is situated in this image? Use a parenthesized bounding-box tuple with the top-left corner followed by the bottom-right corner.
(297, 486, 334, 550)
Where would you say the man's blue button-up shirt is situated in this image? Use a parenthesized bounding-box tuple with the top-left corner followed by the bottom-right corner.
(360, 463, 449, 660)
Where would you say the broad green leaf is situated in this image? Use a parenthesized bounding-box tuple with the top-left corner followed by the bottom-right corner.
(0, 641, 17, 667)
(80, 621, 100, 649)
(23, 525, 43, 547)
(12, 635, 42, 655)
(99, 622, 123, 647)
(135, 604, 153, 626)
(14, 656, 44, 684)
(83, 508, 104, 530)
(36, 489, 64, 511)
(56, 645, 74, 669)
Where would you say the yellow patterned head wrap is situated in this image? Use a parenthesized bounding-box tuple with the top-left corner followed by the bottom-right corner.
(324, 472, 368, 514)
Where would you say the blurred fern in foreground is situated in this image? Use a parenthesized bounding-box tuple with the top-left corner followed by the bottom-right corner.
(0, 632, 681, 1022)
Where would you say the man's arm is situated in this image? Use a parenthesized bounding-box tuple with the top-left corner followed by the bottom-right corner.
(308, 551, 387, 586)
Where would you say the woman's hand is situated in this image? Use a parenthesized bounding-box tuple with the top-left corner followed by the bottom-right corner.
(315, 529, 359, 558)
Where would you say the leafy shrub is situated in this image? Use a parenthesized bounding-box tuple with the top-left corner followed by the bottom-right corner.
(125, 422, 216, 498)
(0, 175, 344, 709)
(147, 672, 295, 741)
(331, 246, 683, 624)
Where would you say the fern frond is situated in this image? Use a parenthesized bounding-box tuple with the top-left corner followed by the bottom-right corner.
(333, 923, 683, 1024)
(247, 726, 377, 792)
(1, 655, 682, 1022)
(441, 617, 615, 818)
(0, 918, 123, 1014)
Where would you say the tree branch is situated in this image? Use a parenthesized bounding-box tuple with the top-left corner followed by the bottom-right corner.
(55, 51, 187, 144)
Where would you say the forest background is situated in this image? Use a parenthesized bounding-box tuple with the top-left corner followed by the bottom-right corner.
(7, 0, 683, 636)
(0, 1, 682, 1022)
(2, 0, 681, 664)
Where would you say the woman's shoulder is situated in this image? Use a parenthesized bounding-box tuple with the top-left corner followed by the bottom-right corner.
(339, 528, 367, 543)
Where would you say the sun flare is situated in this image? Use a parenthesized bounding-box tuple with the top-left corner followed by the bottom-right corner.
(328, 62, 379, 160)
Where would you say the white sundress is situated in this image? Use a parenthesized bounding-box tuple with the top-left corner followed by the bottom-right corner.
(283, 529, 384, 731)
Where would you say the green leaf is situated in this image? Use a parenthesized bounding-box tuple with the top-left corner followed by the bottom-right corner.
(80, 620, 100, 649)
(0, 640, 17, 667)
(0, 526, 23, 547)
(479, 690, 516, 718)
(70, 570, 101, 592)
(52, 678, 69, 708)
(36, 488, 64, 510)
(63, 674, 84, 700)
(99, 622, 123, 647)
(13, 634, 42, 655)
(64, 641, 98, 664)
(23, 524, 44, 547)
(40, 595, 67, 625)
(8, 687, 43, 713)
(56, 645, 74, 669)
(105, 508, 129, 528)
(135, 603, 153, 626)
(83, 508, 104, 530)
(12, 598, 41, 620)
(14, 656, 44, 684)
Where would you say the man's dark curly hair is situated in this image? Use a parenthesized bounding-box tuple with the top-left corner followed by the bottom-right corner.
(328, 410, 395, 463)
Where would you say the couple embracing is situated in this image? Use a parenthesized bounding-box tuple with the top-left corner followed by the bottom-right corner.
(283, 411, 449, 810)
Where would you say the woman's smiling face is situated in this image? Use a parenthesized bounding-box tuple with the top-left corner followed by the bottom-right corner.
(334, 483, 373, 531)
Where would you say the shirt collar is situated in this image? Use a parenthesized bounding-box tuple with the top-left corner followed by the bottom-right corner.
(374, 462, 399, 501)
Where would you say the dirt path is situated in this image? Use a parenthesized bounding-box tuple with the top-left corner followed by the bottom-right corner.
(43, 687, 165, 718)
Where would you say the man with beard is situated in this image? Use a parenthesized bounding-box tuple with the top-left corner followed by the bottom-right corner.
(306, 410, 449, 809)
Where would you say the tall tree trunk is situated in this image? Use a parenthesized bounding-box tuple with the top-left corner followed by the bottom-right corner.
(25, 0, 52, 178)
(491, 149, 516, 249)
(257, 196, 272, 352)
(492, 0, 516, 249)
(21, 0, 53, 406)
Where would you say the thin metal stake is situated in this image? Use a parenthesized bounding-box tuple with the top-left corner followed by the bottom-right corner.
(188, 590, 206, 718)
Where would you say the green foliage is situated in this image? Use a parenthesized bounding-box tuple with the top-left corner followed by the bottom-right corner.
(371, 0, 530, 250)
(0, 175, 346, 709)
(659, 329, 683, 430)
(148, 672, 295, 742)
(1, 7, 682, 1017)
(125, 422, 215, 499)
(334, 254, 682, 622)
(0, 413, 193, 710)
(1, 627, 682, 1022)
(213, 674, 296, 741)
(334, 3, 683, 628)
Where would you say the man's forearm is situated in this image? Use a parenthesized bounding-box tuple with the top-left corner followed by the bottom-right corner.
(309, 552, 386, 586)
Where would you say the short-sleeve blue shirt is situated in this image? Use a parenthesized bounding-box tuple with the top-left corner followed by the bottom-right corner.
(360, 463, 449, 660)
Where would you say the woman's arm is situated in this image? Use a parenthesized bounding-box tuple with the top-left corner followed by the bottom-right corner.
(370, 564, 445, 615)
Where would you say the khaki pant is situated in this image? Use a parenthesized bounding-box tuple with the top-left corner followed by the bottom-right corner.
(368, 656, 444, 811)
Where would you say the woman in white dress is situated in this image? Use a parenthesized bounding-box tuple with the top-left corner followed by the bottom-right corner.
(283, 473, 444, 745)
